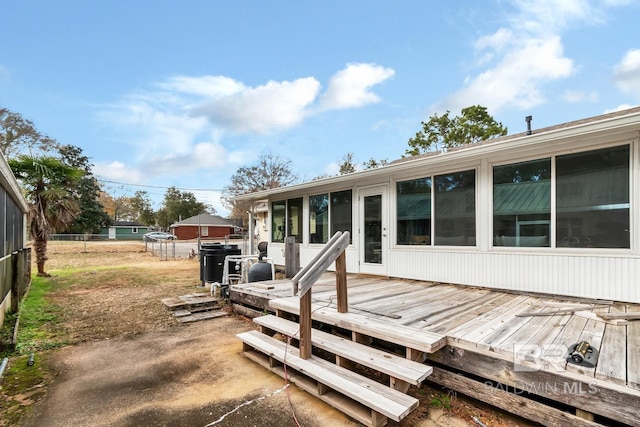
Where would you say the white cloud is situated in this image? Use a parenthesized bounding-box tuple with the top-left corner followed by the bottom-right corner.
(94, 160, 143, 183)
(96, 64, 393, 187)
(141, 141, 227, 176)
(191, 77, 321, 134)
(614, 49, 640, 97)
(439, 36, 574, 112)
(318, 63, 395, 110)
(435, 0, 629, 114)
(324, 161, 340, 176)
(604, 104, 639, 113)
(158, 75, 246, 98)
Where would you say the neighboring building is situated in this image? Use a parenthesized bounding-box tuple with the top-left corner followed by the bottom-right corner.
(99, 221, 150, 240)
(169, 213, 236, 240)
(252, 201, 270, 243)
(235, 106, 640, 303)
(1, 153, 30, 329)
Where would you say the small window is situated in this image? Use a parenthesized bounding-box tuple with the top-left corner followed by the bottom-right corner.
(493, 159, 551, 247)
(397, 177, 431, 245)
(434, 170, 476, 246)
(287, 198, 303, 243)
(132, 227, 139, 234)
(330, 190, 353, 243)
(309, 194, 329, 244)
(271, 200, 286, 243)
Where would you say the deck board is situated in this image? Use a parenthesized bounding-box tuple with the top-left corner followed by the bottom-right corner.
(456, 296, 534, 347)
(565, 307, 608, 378)
(420, 291, 509, 333)
(447, 295, 531, 341)
(231, 272, 637, 422)
(628, 303, 640, 390)
(595, 302, 627, 385)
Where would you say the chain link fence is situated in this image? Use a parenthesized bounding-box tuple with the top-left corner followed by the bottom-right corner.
(49, 234, 254, 260)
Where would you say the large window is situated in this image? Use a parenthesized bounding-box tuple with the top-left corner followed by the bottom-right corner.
(434, 170, 476, 246)
(397, 177, 431, 245)
(493, 159, 551, 247)
(330, 190, 352, 242)
(556, 145, 629, 248)
(309, 194, 329, 244)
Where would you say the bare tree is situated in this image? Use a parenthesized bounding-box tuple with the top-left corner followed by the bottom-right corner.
(1, 108, 59, 158)
(222, 153, 298, 223)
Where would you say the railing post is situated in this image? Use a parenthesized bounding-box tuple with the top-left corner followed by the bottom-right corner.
(284, 236, 299, 278)
(336, 250, 348, 313)
(299, 291, 312, 359)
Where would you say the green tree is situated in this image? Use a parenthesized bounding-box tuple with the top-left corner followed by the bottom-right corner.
(58, 144, 111, 233)
(0, 107, 59, 158)
(9, 155, 84, 276)
(222, 153, 298, 223)
(336, 153, 388, 176)
(130, 190, 156, 225)
(362, 157, 388, 169)
(405, 105, 508, 156)
(338, 152, 358, 175)
(157, 187, 208, 229)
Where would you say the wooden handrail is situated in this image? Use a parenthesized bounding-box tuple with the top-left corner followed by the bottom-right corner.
(292, 231, 344, 294)
(297, 231, 350, 359)
(298, 232, 350, 297)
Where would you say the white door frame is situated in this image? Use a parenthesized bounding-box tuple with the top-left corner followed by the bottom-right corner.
(358, 185, 388, 276)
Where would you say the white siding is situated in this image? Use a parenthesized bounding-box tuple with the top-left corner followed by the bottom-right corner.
(388, 249, 640, 303)
(267, 244, 359, 274)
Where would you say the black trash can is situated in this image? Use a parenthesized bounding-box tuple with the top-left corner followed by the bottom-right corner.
(199, 242, 221, 283)
(199, 243, 241, 284)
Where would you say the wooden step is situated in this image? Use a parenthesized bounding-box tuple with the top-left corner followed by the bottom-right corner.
(269, 298, 446, 353)
(237, 330, 419, 427)
(253, 314, 432, 387)
(161, 293, 221, 310)
(175, 310, 228, 323)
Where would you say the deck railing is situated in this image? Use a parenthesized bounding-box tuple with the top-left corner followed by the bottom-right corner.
(293, 231, 350, 359)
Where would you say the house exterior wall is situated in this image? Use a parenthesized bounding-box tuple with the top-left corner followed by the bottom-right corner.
(99, 226, 149, 240)
(250, 108, 640, 303)
(173, 226, 235, 240)
(1, 154, 30, 329)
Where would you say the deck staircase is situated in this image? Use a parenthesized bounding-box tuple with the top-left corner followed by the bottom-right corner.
(236, 232, 443, 426)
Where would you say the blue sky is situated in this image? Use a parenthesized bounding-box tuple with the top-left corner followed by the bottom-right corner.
(2, 1, 639, 216)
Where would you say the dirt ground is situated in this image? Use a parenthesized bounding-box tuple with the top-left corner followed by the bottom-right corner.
(2, 241, 525, 426)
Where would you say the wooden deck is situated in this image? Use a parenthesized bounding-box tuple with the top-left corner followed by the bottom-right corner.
(231, 274, 640, 426)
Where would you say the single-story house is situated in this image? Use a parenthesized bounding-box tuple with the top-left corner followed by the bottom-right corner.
(169, 213, 237, 240)
(235, 106, 640, 304)
(1, 153, 30, 328)
(100, 221, 150, 240)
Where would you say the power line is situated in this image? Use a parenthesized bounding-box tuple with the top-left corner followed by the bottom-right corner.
(96, 178, 224, 192)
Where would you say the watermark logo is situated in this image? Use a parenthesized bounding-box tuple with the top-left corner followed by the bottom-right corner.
(512, 343, 568, 372)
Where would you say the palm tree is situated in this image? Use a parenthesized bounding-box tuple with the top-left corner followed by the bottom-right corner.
(8, 155, 84, 276)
